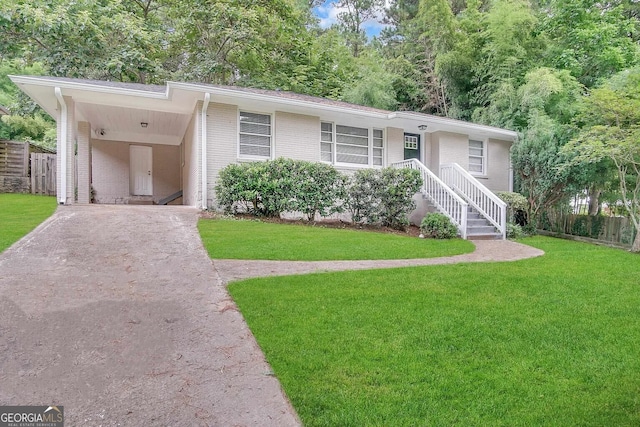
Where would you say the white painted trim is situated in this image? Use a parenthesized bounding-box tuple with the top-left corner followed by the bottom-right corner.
(201, 93, 210, 210)
(237, 110, 273, 160)
(54, 87, 67, 204)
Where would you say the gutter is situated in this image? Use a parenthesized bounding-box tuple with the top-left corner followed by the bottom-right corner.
(201, 93, 210, 210)
(54, 87, 67, 204)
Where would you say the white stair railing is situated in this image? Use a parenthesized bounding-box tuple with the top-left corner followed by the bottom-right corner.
(393, 159, 468, 239)
(440, 163, 507, 239)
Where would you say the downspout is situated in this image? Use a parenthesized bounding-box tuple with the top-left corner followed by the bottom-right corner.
(201, 93, 211, 210)
(54, 87, 67, 204)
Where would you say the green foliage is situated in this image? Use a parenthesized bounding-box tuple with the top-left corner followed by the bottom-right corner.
(346, 169, 382, 224)
(506, 222, 525, 239)
(230, 237, 640, 426)
(564, 68, 640, 251)
(420, 213, 458, 239)
(497, 191, 527, 222)
(377, 167, 422, 229)
(346, 167, 421, 229)
(0, 194, 57, 253)
(215, 158, 346, 220)
(290, 161, 348, 221)
(198, 219, 474, 260)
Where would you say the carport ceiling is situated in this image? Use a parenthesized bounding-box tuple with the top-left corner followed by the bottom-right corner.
(77, 103, 192, 146)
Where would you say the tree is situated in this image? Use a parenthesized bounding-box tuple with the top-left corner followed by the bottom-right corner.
(335, 0, 384, 57)
(564, 68, 640, 251)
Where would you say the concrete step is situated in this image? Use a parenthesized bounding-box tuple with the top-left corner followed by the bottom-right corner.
(128, 196, 154, 205)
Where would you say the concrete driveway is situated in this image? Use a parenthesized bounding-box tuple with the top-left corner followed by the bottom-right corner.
(0, 205, 300, 426)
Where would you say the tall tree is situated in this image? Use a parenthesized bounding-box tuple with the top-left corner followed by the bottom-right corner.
(564, 68, 640, 251)
(335, 0, 383, 57)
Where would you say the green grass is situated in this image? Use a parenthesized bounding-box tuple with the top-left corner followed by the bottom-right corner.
(229, 237, 640, 426)
(0, 194, 57, 253)
(198, 218, 474, 260)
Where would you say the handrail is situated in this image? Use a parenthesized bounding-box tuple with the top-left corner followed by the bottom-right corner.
(440, 163, 507, 239)
(392, 159, 468, 239)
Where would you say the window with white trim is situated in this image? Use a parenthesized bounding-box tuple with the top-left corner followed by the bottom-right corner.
(321, 122, 333, 162)
(239, 111, 271, 158)
(469, 139, 485, 175)
(321, 122, 384, 166)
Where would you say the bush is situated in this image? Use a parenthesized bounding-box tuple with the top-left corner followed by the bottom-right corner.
(420, 213, 459, 239)
(290, 161, 347, 221)
(346, 169, 382, 224)
(215, 158, 346, 220)
(506, 222, 526, 239)
(346, 167, 422, 230)
(497, 191, 528, 225)
(215, 159, 295, 217)
(377, 168, 423, 230)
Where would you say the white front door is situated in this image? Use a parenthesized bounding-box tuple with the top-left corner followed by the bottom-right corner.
(130, 145, 153, 196)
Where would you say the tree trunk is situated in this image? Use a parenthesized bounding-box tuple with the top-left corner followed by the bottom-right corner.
(587, 188, 601, 216)
(632, 228, 640, 253)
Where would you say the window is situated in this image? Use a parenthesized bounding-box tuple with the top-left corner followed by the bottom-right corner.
(239, 111, 271, 158)
(373, 129, 384, 166)
(321, 122, 384, 166)
(469, 139, 485, 175)
(404, 135, 418, 150)
(321, 122, 333, 162)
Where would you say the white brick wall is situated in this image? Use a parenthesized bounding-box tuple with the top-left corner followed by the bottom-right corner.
(275, 111, 319, 161)
(386, 127, 404, 165)
(483, 138, 511, 191)
(207, 102, 237, 208)
(77, 121, 91, 203)
(92, 140, 181, 204)
(182, 106, 200, 207)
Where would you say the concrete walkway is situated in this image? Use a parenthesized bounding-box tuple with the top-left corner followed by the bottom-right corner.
(0, 205, 544, 426)
(0, 205, 300, 427)
(212, 239, 544, 283)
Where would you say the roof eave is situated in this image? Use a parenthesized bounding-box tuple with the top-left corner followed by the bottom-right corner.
(167, 81, 390, 119)
(391, 111, 518, 141)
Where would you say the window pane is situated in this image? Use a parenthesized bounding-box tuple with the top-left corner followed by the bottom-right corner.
(240, 134, 270, 147)
(337, 153, 368, 164)
(337, 134, 368, 146)
(240, 112, 270, 125)
(336, 125, 368, 138)
(321, 132, 332, 142)
(240, 122, 270, 135)
(469, 147, 483, 156)
(373, 157, 383, 166)
(469, 164, 483, 172)
(337, 144, 368, 156)
(321, 122, 333, 132)
(469, 140, 483, 148)
(321, 152, 332, 162)
(373, 129, 383, 138)
(240, 143, 270, 157)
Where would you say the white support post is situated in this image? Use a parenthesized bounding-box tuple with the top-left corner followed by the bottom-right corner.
(201, 93, 211, 210)
(54, 87, 67, 205)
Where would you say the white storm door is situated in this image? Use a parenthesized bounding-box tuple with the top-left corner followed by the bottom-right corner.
(130, 145, 153, 196)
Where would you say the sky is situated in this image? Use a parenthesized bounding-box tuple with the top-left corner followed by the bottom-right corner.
(313, 0, 390, 38)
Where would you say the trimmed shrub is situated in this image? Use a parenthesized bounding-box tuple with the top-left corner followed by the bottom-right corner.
(290, 161, 347, 221)
(497, 191, 528, 226)
(421, 213, 459, 239)
(506, 222, 525, 239)
(215, 158, 346, 219)
(377, 168, 422, 230)
(346, 169, 382, 224)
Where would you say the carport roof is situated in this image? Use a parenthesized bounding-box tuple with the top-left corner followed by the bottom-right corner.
(9, 75, 518, 142)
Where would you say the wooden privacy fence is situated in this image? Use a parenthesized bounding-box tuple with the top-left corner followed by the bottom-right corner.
(0, 140, 29, 176)
(540, 211, 637, 247)
(30, 153, 57, 195)
(0, 140, 31, 192)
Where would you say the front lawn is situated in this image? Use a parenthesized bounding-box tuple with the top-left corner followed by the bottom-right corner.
(0, 194, 57, 253)
(229, 237, 640, 426)
(198, 218, 474, 260)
